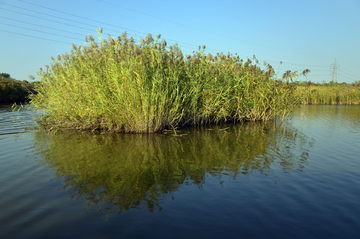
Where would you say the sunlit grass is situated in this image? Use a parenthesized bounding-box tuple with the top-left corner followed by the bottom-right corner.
(295, 84, 360, 105)
(29, 28, 307, 133)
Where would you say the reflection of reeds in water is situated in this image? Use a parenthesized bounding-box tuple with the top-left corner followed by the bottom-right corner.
(32, 120, 314, 215)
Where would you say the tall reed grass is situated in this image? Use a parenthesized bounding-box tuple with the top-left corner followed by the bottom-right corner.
(30, 28, 307, 133)
(295, 85, 360, 105)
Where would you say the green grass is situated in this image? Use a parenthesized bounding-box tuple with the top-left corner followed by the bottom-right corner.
(295, 84, 360, 105)
(29, 28, 306, 133)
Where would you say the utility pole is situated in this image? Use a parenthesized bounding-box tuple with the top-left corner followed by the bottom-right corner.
(330, 58, 340, 82)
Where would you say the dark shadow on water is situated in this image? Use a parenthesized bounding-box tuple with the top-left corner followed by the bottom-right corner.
(32, 119, 315, 217)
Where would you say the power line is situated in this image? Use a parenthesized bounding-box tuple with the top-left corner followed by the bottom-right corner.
(0, 29, 72, 44)
(2, 0, 340, 71)
(13, 1, 229, 55)
(341, 70, 358, 78)
(0, 6, 212, 53)
(18, 0, 330, 61)
(341, 67, 358, 76)
(0, 16, 84, 36)
(0, 22, 84, 41)
(95, 0, 329, 60)
(1, 2, 140, 39)
(0, 2, 100, 29)
(17, 0, 145, 35)
(0, 7, 94, 32)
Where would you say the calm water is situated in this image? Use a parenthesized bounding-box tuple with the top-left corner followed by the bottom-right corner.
(1, 104, 359, 239)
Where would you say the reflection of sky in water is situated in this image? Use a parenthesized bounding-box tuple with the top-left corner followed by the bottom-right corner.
(291, 105, 360, 172)
(1, 104, 360, 239)
(27, 115, 318, 216)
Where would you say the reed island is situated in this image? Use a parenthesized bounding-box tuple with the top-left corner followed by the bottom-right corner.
(29, 28, 311, 133)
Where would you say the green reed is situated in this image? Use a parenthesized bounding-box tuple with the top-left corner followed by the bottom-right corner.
(30, 28, 305, 133)
(295, 85, 360, 105)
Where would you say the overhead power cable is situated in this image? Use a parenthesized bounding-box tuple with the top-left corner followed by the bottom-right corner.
(0, 29, 72, 44)
(17, 0, 145, 35)
(95, 0, 330, 59)
(341, 71, 360, 78)
(3, 0, 336, 69)
(14, 1, 230, 55)
(341, 71, 358, 78)
(0, 22, 84, 41)
(341, 67, 358, 76)
(0, 7, 94, 32)
(0, 5, 208, 53)
(0, 16, 84, 36)
(18, 0, 329, 61)
(0, 2, 101, 29)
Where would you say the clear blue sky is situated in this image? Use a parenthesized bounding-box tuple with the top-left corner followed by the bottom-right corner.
(1, 0, 359, 83)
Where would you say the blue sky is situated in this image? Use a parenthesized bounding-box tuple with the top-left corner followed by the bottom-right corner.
(0, 0, 359, 83)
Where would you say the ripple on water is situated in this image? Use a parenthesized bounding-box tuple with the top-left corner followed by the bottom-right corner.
(0, 104, 360, 239)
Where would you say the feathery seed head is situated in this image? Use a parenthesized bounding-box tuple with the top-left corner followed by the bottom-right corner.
(88, 34, 95, 42)
(28, 75, 35, 81)
(156, 34, 161, 39)
(282, 70, 291, 79)
(139, 37, 145, 45)
(176, 51, 183, 59)
(301, 69, 311, 76)
(161, 39, 167, 48)
(145, 33, 153, 44)
(134, 45, 141, 55)
(51, 56, 55, 61)
(71, 43, 77, 51)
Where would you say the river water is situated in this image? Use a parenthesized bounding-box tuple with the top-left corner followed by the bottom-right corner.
(0, 104, 359, 239)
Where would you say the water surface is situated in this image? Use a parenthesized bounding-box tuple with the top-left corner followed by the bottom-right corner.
(0, 104, 359, 238)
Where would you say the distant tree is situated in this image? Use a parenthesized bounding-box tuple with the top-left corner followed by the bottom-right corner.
(0, 73, 10, 78)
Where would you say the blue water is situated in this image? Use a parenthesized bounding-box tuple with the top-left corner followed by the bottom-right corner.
(0, 104, 359, 239)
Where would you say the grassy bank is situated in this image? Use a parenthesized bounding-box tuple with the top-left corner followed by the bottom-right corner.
(30, 29, 308, 133)
(0, 74, 37, 103)
(295, 82, 360, 105)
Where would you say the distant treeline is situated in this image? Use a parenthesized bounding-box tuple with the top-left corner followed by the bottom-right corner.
(0, 73, 38, 104)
